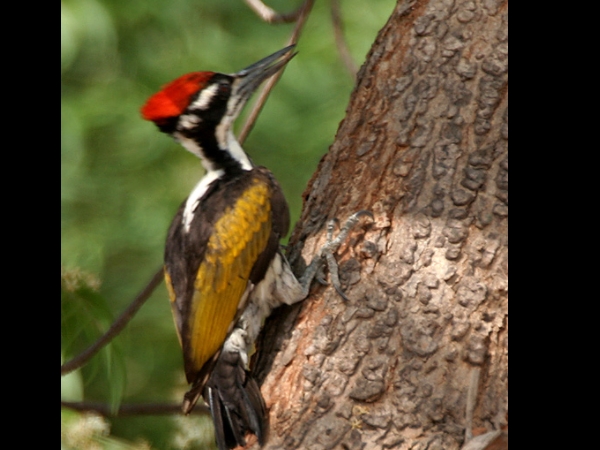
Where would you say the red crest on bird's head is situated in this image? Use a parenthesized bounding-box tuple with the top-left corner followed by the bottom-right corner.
(141, 72, 215, 123)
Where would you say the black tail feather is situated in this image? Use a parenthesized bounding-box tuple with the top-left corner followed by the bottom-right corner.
(206, 386, 237, 450)
(240, 376, 266, 444)
(204, 349, 267, 450)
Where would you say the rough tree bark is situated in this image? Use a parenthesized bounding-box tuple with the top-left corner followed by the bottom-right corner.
(254, 0, 508, 449)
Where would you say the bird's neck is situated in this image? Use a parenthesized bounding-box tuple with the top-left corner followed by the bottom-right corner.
(175, 127, 253, 175)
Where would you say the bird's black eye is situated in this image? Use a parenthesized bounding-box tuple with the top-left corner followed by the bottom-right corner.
(218, 82, 230, 96)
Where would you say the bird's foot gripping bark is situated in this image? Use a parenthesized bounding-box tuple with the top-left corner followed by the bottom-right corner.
(300, 210, 373, 301)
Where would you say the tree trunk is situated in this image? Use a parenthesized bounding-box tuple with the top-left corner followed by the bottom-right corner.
(254, 0, 508, 449)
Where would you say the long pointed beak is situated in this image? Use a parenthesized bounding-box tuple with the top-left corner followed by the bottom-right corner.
(232, 45, 296, 102)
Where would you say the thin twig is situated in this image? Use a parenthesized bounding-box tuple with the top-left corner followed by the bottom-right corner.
(61, 400, 209, 417)
(331, 0, 358, 80)
(238, 0, 315, 144)
(244, 0, 304, 23)
(61, 267, 164, 376)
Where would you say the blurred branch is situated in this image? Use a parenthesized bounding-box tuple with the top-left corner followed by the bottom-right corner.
(244, 0, 304, 23)
(331, 0, 357, 80)
(239, 0, 315, 144)
(61, 268, 164, 376)
(61, 400, 209, 416)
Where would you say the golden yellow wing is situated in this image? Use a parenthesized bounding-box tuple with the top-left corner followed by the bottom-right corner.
(165, 176, 273, 383)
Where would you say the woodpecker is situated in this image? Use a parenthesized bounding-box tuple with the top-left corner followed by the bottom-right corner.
(141, 46, 368, 449)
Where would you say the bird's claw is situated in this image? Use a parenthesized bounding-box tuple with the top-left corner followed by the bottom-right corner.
(319, 210, 373, 301)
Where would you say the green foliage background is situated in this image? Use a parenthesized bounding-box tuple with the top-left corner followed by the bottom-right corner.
(61, 0, 394, 448)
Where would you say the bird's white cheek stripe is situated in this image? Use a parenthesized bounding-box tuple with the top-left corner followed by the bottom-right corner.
(190, 84, 219, 111)
(178, 114, 201, 130)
